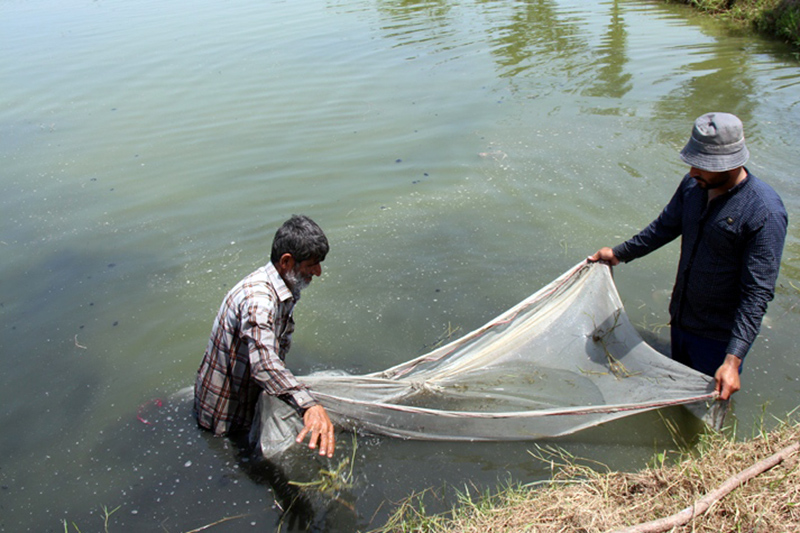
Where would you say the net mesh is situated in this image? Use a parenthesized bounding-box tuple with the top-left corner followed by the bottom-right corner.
(252, 261, 716, 457)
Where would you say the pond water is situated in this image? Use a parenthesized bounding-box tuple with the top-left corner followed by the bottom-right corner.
(1, 0, 799, 531)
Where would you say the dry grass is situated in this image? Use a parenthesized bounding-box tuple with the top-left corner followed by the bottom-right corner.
(373, 414, 800, 533)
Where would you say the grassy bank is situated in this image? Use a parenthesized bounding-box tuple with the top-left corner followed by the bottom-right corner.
(372, 414, 800, 532)
(671, 0, 800, 49)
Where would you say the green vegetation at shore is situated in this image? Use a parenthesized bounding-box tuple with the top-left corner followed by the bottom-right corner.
(372, 414, 800, 532)
(671, 0, 800, 49)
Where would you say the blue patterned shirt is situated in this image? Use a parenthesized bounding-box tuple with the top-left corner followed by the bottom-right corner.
(613, 170, 787, 359)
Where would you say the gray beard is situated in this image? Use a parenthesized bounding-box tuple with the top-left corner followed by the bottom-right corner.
(284, 268, 310, 299)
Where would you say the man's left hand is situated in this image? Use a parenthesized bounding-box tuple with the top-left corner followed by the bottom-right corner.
(296, 405, 335, 458)
(714, 354, 742, 401)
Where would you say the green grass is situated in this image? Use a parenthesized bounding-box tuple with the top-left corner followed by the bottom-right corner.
(671, 0, 800, 49)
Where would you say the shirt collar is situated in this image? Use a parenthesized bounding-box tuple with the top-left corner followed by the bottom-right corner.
(727, 167, 751, 195)
(703, 167, 751, 204)
(266, 262, 294, 303)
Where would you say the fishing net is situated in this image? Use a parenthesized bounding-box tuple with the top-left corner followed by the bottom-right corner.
(251, 261, 717, 457)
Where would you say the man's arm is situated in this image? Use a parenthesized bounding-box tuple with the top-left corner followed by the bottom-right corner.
(725, 211, 788, 359)
(716, 210, 787, 399)
(614, 181, 687, 262)
(244, 298, 336, 456)
(589, 177, 687, 265)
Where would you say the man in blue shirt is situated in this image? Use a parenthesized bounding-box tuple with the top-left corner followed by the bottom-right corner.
(590, 112, 787, 401)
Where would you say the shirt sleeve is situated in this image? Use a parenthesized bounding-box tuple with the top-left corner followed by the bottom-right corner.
(241, 297, 318, 410)
(726, 210, 788, 358)
(613, 181, 685, 263)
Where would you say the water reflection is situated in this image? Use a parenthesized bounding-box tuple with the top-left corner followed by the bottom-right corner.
(583, 1, 633, 99)
(231, 433, 361, 531)
(377, 0, 452, 20)
(654, 42, 761, 142)
(372, 0, 635, 97)
(375, 0, 456, 56)
(488, 0, 585, 80)
(232, 441, 318, 531)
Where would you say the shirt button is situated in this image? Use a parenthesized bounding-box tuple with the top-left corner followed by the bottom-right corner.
(726, 217, 734, 224)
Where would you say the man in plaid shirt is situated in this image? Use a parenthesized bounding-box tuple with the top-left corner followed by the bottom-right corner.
(194, 215, 335, 457)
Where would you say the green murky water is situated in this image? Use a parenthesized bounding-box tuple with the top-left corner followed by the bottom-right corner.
(1, 0, 798, 530)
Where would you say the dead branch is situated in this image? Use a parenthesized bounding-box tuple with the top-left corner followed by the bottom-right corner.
(610, 440, 800, 533)
(183, 514, 248, 533)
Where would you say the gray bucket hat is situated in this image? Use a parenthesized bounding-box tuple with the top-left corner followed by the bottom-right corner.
(679, 112, 749, 172)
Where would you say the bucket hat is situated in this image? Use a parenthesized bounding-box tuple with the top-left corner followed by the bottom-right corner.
(679, 112, 749, 172)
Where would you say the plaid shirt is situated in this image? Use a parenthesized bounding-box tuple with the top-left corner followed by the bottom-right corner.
(194, 262, 317, 435)
(613, 170, 787, 359)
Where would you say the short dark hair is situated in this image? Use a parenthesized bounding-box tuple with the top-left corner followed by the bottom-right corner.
(270, 215, 329, 265)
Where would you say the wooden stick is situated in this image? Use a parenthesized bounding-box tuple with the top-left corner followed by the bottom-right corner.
(183, 514, 248, 533)
(611, 440, 799, 533)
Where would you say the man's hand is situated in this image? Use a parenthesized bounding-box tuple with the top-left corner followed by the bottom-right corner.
(714, 354, 742, 401)
(588, 247, 620, 266)
(296, 405, 335, 458)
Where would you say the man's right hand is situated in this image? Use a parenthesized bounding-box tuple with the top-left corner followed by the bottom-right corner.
(296, 405, 335, 458)
(588, 247, 620, 266)
(714, 354, 742, 401)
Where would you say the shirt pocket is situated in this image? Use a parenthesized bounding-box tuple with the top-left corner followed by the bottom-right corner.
(705, 215, 742, 259)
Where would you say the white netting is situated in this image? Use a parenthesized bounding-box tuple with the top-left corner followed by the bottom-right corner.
(252, 261, 716, 457)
